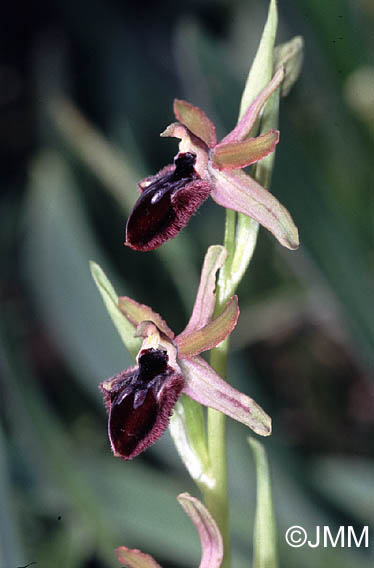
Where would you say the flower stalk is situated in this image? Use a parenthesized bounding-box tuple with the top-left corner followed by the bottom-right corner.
(89, 1, 303, 566)
(202, 211, 237, 566)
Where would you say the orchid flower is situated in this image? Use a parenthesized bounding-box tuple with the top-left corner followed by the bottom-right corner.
(116, 493, 223, 568)
(125, 66, 299, 252)
(99, 246, 271, 461)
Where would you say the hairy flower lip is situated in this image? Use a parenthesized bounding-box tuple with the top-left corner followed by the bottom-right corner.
(125, 152, 211, 252)
(100, 346, 184, 460)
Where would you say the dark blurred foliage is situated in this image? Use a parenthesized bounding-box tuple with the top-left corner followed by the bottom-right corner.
(0, 1, 373, 567)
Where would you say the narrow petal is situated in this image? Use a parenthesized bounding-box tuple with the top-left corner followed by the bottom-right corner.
(116, 547, 161, 568)
(209, 167, 299, 250)
(176, 296, 239, 358)
(177, 493, 223, 568)
(212, 130, 279, 171)
(180, 356, 271, 436)
(118, 296, 174, 339)
(220, 67, 284, 144)
(173, 99, 217, 148)
(125, 153, 211, 251)
(178, 245, 227, 341)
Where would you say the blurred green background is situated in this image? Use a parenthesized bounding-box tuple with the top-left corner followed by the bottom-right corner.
(1, 0, 373, 567)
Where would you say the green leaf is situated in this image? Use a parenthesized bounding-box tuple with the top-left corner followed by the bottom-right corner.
(238, 0, 278, 122)
(90, 261, 141, 360)
(248, 437, 278, 568)
(169, 395, 212, 490)
(274, 36, 304, 97)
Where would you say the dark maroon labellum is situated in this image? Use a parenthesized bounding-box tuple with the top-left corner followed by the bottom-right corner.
(100, 348, 184, 460)
(125, 152, 211, 251)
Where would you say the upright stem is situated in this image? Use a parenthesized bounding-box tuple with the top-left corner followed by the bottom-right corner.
(206, 339, 230, 566)
(198, 6, 281, 555)
(201, 209, 237, 568)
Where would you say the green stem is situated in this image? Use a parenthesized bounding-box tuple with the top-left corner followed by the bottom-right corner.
(206, 339, 230, 566)
(201, 209, 237, 568)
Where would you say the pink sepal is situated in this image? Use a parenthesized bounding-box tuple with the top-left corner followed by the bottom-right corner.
(118, 296, 174, 339)
(210, 167, 299, 250)
(177, 493, 224, 568)
(181, 356, 272, 436)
